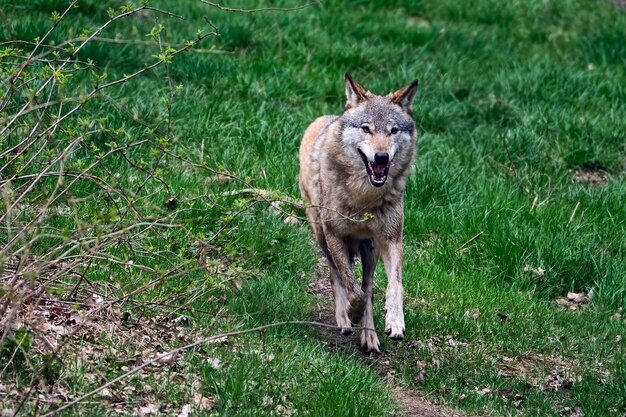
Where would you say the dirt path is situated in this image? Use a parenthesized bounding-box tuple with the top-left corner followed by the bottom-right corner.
(307, 260, 467, 417)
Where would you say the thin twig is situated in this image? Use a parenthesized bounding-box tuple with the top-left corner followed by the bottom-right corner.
(90, 37, 231, 54)
(0, 0, 78, 113)
(200, 1, 317, 13)
(456, 231, 484, 253)
(220, 188, 305, 210)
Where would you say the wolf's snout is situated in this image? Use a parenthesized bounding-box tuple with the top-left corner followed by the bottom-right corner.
(374, 152, 389, 165)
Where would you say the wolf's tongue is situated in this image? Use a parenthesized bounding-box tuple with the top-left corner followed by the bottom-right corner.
(372, 164, 386, 174)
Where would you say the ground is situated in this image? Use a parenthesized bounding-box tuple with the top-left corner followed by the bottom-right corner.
(307, 258, 468, 417)
(0, 0, 625, 416)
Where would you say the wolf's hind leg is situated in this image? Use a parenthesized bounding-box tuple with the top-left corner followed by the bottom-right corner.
(359, 239, 381, 353)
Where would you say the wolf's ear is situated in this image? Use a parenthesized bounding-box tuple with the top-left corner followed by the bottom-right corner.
(389, 79, 419, 114)
(345, 72, 369, 109)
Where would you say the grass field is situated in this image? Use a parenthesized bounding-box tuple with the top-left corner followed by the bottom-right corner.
(1, 0, 625, 416)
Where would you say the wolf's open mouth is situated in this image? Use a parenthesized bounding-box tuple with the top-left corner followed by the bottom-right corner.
(357, 149, 389, 187)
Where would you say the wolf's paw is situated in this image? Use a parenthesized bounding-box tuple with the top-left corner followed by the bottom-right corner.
(336, 310, 353, 335)
(360, 329, 381, 354)
(384, 312, 405, 340)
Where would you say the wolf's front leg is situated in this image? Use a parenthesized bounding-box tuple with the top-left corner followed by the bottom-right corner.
(329, 264, 352, 335)
(360, 239, 381, 353)
(324, 232, 365, 326)
(378, 238, 405, 340)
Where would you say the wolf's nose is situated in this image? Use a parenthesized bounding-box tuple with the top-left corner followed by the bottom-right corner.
(374, 152, 389, 165)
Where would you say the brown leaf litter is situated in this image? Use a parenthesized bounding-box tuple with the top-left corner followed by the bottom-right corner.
(0, 266, 219, 415)
(571, 165, 609, 185)
(522, 264, 545, 277)
(555, 291, 591, 311)
(496, 353, 611, 392)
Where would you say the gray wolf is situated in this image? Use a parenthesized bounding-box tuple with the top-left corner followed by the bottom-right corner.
(298, 73, 418, 353)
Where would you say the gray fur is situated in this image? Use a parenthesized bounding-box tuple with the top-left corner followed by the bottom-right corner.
(298, 74, 418, 353)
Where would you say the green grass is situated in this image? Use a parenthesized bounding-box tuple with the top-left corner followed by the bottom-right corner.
(1, 0, 625, 416)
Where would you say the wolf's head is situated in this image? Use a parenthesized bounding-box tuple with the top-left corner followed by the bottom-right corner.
(340, 73, 418, 188)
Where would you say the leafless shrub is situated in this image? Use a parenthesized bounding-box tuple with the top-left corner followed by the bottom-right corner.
(0, 2, 232, 413)
(0, 1, 317, 414)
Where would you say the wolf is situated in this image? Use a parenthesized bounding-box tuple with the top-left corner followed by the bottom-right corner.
(298, 73, 418, 353)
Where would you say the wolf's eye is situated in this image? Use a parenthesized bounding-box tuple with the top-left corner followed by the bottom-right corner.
(390, 127, 399, 134)
(361, 125, 371, 134)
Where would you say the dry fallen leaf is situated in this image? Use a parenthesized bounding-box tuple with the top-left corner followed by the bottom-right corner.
(155, 352, 176, 365)
(566, 292, 588, 303)
(555, 292, 590, 310)
(447, 336, 468, 348)
(555, 298, 571, 306)
(415, 368, 426, 382)
(193, 392, 216, 410)
(66, 313, 85, 326)
(100, 387, 113, 398)
(571, 166, 608, 185)
(262, 396, 274, 407)
(560, 406, 585, 417)
(283, 215, 300, 225)
(497, 385, 513, 398)
(136, 403, 159, 416)
(207, 173, 235, 184)
(48, 324, 68, 335)
(206, 357, 222, 370)
(546, 374, 569, 391)
(177, 404, 191, 417)
(464, 309, 480, 320)
(522, 264, 545, 277)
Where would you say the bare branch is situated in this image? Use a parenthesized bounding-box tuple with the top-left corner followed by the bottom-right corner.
(200, 0, 318, 13)
(456, 231, 484, 253)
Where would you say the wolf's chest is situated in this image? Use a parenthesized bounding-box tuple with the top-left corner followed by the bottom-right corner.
(330, 202, 400, 239)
